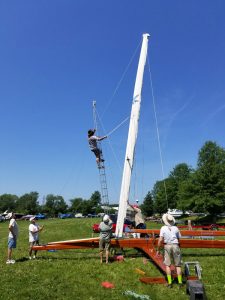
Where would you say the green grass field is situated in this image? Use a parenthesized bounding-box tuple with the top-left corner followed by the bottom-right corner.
(0, 218, 224, 300)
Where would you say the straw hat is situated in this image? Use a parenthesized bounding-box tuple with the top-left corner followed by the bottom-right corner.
(162, 213, 175, 226)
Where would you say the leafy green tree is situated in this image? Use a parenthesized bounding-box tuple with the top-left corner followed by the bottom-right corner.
(89, 191, 101, 213)
(194, 141, 225, 215)
(152, 180, 168, 214)
(90, 191, 101, 206)
(177, 174, 200, 211)
(80, 200, 93, 215)
(141, 191, 154, 216)
(16, 192, 39, 214)
(153, 163, 193, 214)
(44, 194, 68, 217)
(168, 163, 193, 210)
(169, 163, 193, 182)
(177, 141, 225, 217)
(0, 194, 18, 213)
(70, 197, 84, 213)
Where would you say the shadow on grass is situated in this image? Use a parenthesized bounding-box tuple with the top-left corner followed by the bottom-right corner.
(182, 253, 225, 257)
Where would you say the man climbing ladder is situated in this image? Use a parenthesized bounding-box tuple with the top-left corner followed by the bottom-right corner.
(88, 129, 107, 168)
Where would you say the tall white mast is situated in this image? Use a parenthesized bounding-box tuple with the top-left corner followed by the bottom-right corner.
(115, 33, 150, 237)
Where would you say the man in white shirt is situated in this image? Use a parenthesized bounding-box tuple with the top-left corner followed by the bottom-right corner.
(6, 212, 19, 264)
(157, 213, 183, 288)
(29, 216, 44, 259)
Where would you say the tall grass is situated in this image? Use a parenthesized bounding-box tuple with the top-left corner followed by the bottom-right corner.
(0, 218, 224, 300)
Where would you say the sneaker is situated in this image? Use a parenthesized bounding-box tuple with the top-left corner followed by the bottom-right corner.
(165, 283, 172, 288)
(29, 256, 32, 260)
(6, 259, 15, 264)
(33, 255, 36, 259)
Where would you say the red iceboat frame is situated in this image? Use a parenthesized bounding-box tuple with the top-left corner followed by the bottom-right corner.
(33, 229, 225, 283)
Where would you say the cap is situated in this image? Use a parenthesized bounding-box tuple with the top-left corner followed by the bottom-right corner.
(103, 214, 110, 223)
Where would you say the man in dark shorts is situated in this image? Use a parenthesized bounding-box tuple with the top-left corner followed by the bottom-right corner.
(88, 129, 107, 168)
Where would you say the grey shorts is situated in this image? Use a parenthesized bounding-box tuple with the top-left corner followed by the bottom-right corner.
(99, 239, 110, 251)
(164, 244, 181, 266)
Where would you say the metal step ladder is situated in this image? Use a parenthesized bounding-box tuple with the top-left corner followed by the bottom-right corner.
(98, 145, 109, 213)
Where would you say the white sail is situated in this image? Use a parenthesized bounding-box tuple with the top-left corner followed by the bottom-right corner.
(115, 33, 150, 237)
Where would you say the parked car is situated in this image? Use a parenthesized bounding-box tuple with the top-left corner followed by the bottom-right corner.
(87, 214, 98, 218)
(75, 213, 83, 218)
(58, 213, 74, 219)
(0, 215, 5, 222)
(20, 214, 34, 220)
(35, 213, 46, 220)
(92, 214, 133, 233)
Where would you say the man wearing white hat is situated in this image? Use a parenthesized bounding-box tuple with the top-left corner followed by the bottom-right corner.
(29, 216, 44, 260)
(157, 213, 183, 288)
(6, 212, 19, 264)
(99, 214, 113, 264)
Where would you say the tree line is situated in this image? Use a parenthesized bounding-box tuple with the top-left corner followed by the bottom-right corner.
(0, 191, 103, 217)
(140, 141, 225, 217)
(1, 140, 225, 218)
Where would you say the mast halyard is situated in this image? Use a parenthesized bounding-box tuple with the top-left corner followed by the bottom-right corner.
(115, 33, 150, 237)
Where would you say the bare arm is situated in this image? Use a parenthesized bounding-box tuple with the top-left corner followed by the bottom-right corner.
(9, 225, 15, 238)
(98, 136, 107, 141)
(157, 236, 164, 254)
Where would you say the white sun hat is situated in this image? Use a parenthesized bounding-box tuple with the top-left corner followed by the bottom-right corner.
(103, 214, 110, 223)
(5, 212, 13, 219)
(162, 213, 175, 226)
(29, 216, 36, 222)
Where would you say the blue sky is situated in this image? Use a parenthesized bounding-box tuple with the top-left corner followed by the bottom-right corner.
(0, 1, 225, 205)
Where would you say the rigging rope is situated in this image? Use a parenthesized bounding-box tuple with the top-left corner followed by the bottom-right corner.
(92, 101, 98, 133)
(106, 116, 129, 137)
(147, 55, 169, 209)
(101, 39, 142, 118)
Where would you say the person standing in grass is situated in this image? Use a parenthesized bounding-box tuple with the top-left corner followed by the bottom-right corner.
(157, 213, 183, 288)
(99, 214, 113, 264)
(6, 212, 19, 264)
(29, 216, 44, 259)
